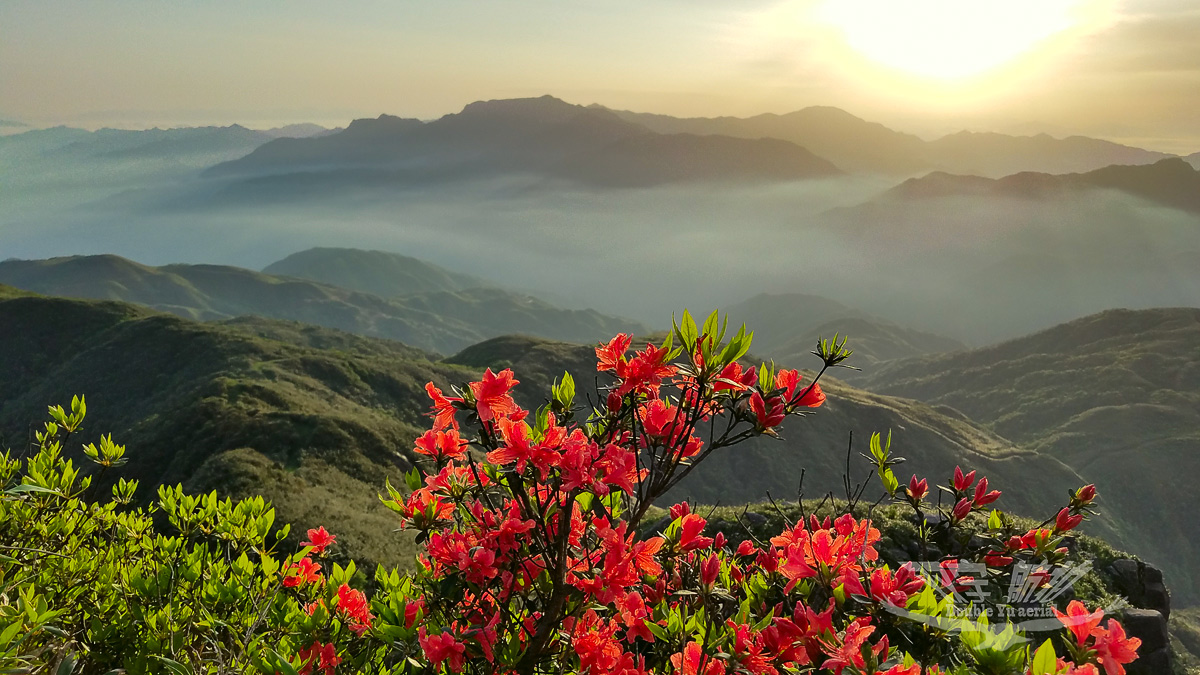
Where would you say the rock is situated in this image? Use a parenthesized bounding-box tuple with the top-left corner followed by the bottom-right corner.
(1122, 609, 1170, 653)
(1119, 609, 1171, 675)
(1107, 559, 1171, 620)
(644, 516, 671, 536)
(743, 511, 768, 528)
(1125, 647, 1171, 675)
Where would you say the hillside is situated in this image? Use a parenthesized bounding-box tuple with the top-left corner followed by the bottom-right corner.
(203, 96, 841, 190)
(859, 308, 1200, 602)
(722, 293, 966, 373)
(0, 290, 475, 570)
(605, 105, 1171, 177)
(0, 254, 646, 355)
(263, 247, 489, 297)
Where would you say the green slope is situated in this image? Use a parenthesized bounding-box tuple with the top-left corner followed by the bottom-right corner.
(860, 308, 1200, 603)
(0, 290, 486, 570)
(0, 254, 646, 355)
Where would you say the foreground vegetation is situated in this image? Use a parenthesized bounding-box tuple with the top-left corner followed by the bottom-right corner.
(2, 314, 1146, 674)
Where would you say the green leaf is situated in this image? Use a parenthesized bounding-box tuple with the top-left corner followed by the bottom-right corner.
(151, 656, 194, 675)
(5, 484, 60, 496)
(56, 651, 78, 675)
(405, 467, 423, 493)
(881, 469, 899, 496)
(646, 622, 671, 641)
(268, 651, 300, 675)
(987, 510, 1004, 530)
(701, 310, 720, 342)
(1030, 639, 1056, 675)
(0, 620, 22, 648)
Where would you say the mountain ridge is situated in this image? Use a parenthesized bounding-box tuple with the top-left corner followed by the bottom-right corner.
(0, 254, 646, 355)
(602, 104, 1172, 177)
(203, 95, 842, 189)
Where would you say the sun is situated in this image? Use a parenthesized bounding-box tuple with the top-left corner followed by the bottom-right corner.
(813, 0, 1105, 82)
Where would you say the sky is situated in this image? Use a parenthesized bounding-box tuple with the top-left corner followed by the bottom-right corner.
(3, 0, 1199, 153)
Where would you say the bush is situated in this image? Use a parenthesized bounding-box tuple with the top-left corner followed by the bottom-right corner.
(1, 313, 1139, 674)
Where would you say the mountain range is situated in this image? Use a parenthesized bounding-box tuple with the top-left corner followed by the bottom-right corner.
(604, 105, 1174, 177)
(879, 157, 1200, 214)
(203, 96, 841, 191)
(0, 251, 645, 355)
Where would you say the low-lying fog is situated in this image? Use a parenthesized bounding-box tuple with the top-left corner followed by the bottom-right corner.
(3, 169, 1199, 346)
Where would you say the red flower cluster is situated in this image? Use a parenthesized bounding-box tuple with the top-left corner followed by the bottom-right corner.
(274, 319, 1131, 675)
(1054, 601, 1142, 675)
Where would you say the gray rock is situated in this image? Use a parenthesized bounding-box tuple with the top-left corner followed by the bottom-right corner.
(1117, 609, 1171, 675)
(1107, 559, 1171, 620)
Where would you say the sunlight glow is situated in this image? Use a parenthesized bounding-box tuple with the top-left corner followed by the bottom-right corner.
(814, 0, 1095, 81)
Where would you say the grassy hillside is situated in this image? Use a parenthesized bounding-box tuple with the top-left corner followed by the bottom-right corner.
(0, 254, 646, 355)
(0, 289, 480, 571)
(860, 308, 1200, 603)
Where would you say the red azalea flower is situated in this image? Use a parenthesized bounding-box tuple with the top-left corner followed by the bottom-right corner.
(335, 583, 374, 635)
(301, 526, 336, 554)
(679, 513, 713, 551)
(425, 382, 462, 431)
(1091, 620, 1141, 675)
(791, 381, 825, 408)
(672, 642, 726, 675)
(282, 556, 322, 588)
(414, 428, 467, 462)
(906, 475, 928, 501)
(469, 368, 520, 423)
(1054, 600, 1105, 647)
(820, 621, 875, 675)
(972, 477, 1001, 506)
(297, 641, 340, 675)
(774, 368, 800, 400)
(419, 627, 467, 673)
(951, 497, 972, 521)
(597, 333, 633, 372)
(715, 362, 757, 392)
(1075, 484, 1098, 506)
(1056, 507, 1084, 533)
(750, 392, 785, 429)
(952, 466, 976, 491)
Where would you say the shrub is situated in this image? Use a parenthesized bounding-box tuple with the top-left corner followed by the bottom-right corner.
(1, 313, 1139, 674)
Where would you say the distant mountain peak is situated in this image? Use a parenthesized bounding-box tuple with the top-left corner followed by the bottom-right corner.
(452, 95, 628, 127)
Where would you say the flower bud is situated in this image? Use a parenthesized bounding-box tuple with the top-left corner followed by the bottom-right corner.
(906, 475, 928, 501)
(952, 497, 972, 522)
(701, 553, 720, 587)
(1074, 484, 1097, 506)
